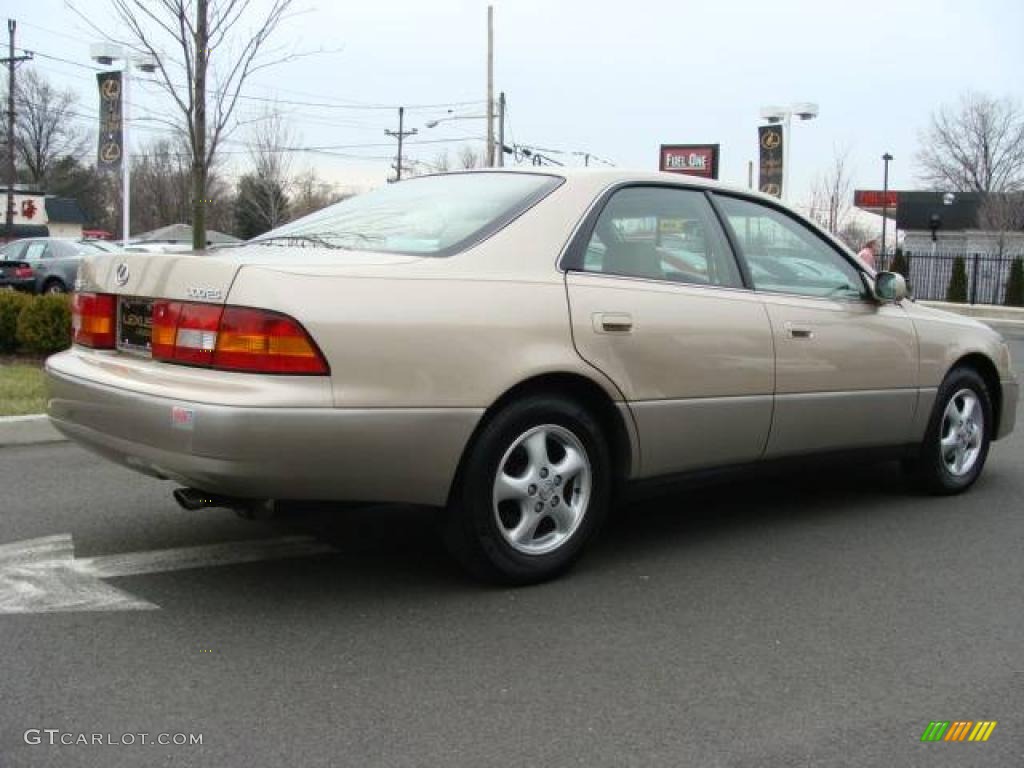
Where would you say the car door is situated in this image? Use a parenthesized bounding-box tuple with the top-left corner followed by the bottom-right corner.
(564, 185, 775, 478)
(710, 192, 918, 457)
(21, 241, 51, 291)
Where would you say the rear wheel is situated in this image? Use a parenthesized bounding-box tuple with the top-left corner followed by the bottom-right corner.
(906, 367, 993, 494)
(444, 396, 610, 585)
(43, 280, 67, 295)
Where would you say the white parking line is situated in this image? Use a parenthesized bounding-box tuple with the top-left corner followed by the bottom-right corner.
(0, 533, 336, 614)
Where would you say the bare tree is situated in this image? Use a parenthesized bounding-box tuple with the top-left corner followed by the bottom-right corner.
(289, 168, 347, 220)
(917, 92, 1024, 193)
(836, 219, 876, 252)
(130, 136, 234, 235)
(808, 145, 855, 234)
(131, 137, 191, 232)
(234, 109, 294, 237)
(458, 145, 483, 170)
(432, 150, 451, 173)
(79, 0, 300, 249)
(7, 69, 89, 187)
(979, 193, 1024, 257)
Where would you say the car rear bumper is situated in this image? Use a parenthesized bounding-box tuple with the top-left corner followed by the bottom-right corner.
(45, 362, 483, 506)
(997, 378, 1018, 440)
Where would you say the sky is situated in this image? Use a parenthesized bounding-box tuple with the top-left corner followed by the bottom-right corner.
(10, 0, 1024, 216)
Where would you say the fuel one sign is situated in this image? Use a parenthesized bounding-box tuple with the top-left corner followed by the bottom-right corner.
(659, 144, 720, 179)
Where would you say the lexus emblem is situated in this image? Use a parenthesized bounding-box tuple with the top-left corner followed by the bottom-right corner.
(115, 263, 130, 286)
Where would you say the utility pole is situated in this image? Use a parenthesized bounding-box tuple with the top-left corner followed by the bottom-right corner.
(485, 5, 494, 167)
(4, 19, 32, 242)
(385, 106, 417, 182)
(497, 91, 505, 167)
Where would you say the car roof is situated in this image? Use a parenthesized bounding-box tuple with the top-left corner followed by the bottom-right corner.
(420, 167, 782, 205)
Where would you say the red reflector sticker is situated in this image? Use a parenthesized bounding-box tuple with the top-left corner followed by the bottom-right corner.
(171, 406, 195, 430)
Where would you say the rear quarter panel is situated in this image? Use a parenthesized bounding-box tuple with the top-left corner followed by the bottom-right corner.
(226, 268, 613, 408)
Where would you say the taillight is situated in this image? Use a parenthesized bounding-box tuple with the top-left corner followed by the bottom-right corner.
(14, 266, 33, 279)
(213, 307, 329, 374)
(152, 301, 223, 366)
(151, 301, 328, 375)
(71, 292, 116, 348)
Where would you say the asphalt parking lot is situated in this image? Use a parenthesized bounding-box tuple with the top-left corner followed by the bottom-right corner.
(2, 326, 1022, 768)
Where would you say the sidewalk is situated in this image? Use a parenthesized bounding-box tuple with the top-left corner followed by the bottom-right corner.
(918, 300, 1024, 325)
(0, 414, 64, 447)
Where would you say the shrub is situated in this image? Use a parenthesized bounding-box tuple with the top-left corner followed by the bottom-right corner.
(16, 294, 72, 354)
(946, 256, 968, 303)
(1005, 257, 1024, 307)
(889, 250, 912, 293)
(0, 291, 33, 353)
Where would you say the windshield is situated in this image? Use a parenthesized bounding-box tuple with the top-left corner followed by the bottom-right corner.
(251, 172, 562, 256)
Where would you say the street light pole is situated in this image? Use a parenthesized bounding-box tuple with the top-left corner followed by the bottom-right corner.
(881, 152, 893, 260)
(497, 91, 505, 168)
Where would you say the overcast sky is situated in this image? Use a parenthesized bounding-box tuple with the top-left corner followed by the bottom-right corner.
(12, 0, 1024, 210)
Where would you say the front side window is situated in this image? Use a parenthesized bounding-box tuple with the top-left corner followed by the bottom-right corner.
(714, 195, 864, 299)
(581, 187, 743, 288)
(251, 172, 561, 257)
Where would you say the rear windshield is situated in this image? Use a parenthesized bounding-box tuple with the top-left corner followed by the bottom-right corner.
(251, 172, 562, 256)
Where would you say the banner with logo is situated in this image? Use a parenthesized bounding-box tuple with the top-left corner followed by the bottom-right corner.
(659, 144, 720, 179)
(96, 71, 123, 173)
(758, 125, 783, 197)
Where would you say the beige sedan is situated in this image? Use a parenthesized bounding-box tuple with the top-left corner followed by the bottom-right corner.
(46, 169, 1018, 583)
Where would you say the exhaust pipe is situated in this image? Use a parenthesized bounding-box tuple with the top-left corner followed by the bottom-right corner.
(172, 487, 276, 520)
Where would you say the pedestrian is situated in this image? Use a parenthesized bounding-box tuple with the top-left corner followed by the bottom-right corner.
(857, 239, 878, 271)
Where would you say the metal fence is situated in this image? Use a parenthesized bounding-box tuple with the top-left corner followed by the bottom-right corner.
(877, 250, 1022, 305)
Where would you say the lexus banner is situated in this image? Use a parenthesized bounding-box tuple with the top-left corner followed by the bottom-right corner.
(96, 71, 123, 173)
(758, 125, 783, 198)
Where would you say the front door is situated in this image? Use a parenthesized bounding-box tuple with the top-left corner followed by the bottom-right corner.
(564, 185, 775, 478)
(711, 193, 919, 457)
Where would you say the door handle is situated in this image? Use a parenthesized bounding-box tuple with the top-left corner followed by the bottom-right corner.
(594, 312, 633, 334)
(786, 323, 814, 339)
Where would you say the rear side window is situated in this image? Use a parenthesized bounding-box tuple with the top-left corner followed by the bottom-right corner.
(22, 242, 49, 262)
(581, 187, 743, 288)
(1, 241, 26, 260)
(252, 172, 562, 257)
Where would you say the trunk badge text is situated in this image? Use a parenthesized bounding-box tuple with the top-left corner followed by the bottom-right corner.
(115, 263, 130, 286)
(187, 287, 224, 300)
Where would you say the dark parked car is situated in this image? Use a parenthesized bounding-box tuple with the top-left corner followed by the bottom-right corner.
(0, 238, 112, 294)
(0, 259, 35, 291)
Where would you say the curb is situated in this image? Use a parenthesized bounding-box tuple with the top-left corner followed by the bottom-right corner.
(0, 414, 66, 447)
(919, 300, 1024, 323)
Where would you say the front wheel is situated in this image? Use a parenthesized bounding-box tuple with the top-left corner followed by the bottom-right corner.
(44, 281, 67, 295)
(444, 396, 611, 585)
(906, 367, 993, 494)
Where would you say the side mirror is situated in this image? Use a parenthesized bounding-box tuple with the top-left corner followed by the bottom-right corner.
(874, 271, 908, 302)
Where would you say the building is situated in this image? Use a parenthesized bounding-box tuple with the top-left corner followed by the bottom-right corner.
(854, 190, 1024, 256)
(2, 192, 88, 241)
(854, 190, 1024, 304)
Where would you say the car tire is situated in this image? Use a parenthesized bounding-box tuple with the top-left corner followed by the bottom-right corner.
(44, 280, 67, 295)
(444, 395, 611, 585)
(906, 366, 993, 495)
